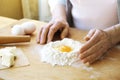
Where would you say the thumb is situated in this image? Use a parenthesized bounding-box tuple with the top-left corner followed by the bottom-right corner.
(61, 27, 69, 39)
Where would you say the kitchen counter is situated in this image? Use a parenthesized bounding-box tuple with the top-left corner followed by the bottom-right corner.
(0, 16, 120, 80)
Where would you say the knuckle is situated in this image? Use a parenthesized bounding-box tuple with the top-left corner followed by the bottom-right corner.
(56, 20, 62, 24)
(88, 56, 93, 60)
(54, 21, 62, 26)
(50, 27, 56, 31)
(42, 27, 47, 33)
(90, 28, 96, 32)
(96, 29, 101, 33)
(96, 29, 104, 36)
(91, 28, 96, 31)
(55, 21, 69, 28)
(44, 25, 50, 30)
(40, 26, 43, 30)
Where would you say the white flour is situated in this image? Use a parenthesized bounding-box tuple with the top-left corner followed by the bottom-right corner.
(40, 38, 83, 66)
(38, 38, 101, 79)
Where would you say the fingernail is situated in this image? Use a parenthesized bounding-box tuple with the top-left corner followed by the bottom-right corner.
(86, 37, 90, 41)
(40, 40, 43, 44)
(40, 41, 42, 44)
(84, 36, 90, 41)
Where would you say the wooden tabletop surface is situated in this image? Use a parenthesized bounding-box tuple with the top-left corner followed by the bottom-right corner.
(0, 16, 120, 80)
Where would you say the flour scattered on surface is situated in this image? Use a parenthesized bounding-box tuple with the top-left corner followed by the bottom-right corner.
(90, 71, 101, 79)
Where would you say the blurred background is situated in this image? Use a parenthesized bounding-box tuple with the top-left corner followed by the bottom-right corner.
(0, 0, 51, 22)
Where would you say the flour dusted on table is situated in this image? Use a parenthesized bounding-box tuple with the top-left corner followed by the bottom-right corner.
(40, 38, 83, 66)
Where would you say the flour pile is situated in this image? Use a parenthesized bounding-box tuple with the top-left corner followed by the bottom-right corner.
(40, 38, 83, 66)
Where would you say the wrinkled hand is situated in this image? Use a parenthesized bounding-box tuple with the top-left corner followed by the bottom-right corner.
(80, 29, 113, 64)
(37, 19, 69, 44)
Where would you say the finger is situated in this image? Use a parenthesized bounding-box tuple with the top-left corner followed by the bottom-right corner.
(40, 23, 52, 44)
(82, 53, 97, 64)
(37, 27, 43, 43)
(80, 39, 103, 60)
(80, 30, 101, 53)
(84, 29, 96, 41)
(82, 51, 100, 64)
(47, 22, 61, 43)
(83, 41, 107, 63)
(82, 47, 105, 64)
(60, 26, 69, 39)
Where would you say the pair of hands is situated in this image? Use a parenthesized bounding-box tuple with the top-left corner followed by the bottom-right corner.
(37, 20, 112, 64)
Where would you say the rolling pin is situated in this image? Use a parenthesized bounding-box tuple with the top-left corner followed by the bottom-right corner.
(0, 35, 31, 44)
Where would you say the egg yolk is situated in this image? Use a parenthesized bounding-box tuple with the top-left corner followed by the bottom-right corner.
(55, 45, 72, 52)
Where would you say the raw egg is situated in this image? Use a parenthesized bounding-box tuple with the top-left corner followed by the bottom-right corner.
(40, 38, 83, 66)
(55, 45, 72, 52)
(11, 22, 36, 35)
(21, 22, 36, 35)
(11, 25, 25, 35)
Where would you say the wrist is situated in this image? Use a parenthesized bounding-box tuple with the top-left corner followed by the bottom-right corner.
(52, 16, 67, 22)
(51, 17, 68, 25)
(104, 24, 120, 45)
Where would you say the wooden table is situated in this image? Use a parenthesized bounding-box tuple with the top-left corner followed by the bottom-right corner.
(0, 16, 120, 80)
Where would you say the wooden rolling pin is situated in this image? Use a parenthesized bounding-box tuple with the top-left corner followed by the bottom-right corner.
(0, 35, 31, 44)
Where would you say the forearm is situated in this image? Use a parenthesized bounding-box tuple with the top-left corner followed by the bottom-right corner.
(51, 5, 67, 21)
(48, 0, 66, 21)
(105, 24, 120, 45)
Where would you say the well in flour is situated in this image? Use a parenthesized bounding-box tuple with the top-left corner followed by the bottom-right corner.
(40, 38, 83, 66)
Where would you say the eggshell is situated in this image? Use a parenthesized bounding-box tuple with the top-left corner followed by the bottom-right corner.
(21, 22, 36, 34)
(11, 25, 25, 35)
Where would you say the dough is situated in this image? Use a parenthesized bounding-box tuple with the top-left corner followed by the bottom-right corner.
(0, 47, 16, 67)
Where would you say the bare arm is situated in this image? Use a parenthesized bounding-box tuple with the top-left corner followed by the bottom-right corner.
(79, 24, 120, 64)
(37, 0, 69, 44)
(48, 0, 67, 21)
(50, 5, 67, 21)
(105, 24, 120, 45)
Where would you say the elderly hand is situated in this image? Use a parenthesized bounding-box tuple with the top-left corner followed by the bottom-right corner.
(37, 19, 69, 44)
(80, 29, 113, 64)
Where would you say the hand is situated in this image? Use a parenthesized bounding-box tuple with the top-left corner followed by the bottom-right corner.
(79, 29, 113, 64)
(37, 19, 69, 44)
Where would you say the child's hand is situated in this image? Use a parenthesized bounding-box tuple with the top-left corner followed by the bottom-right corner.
(79, 29, 112, 64)
(37, 19, 69, 44)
